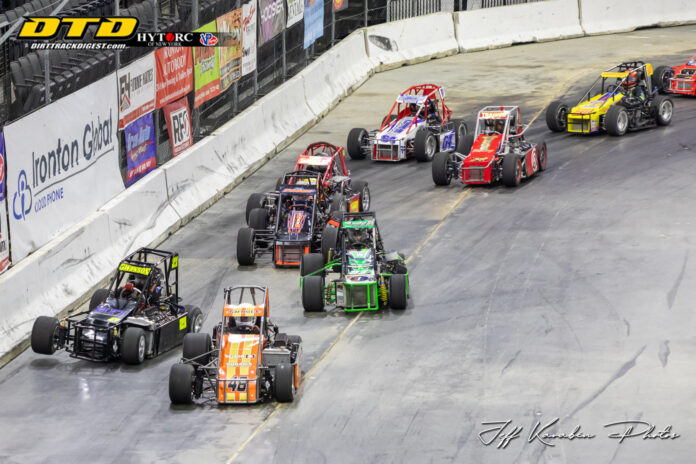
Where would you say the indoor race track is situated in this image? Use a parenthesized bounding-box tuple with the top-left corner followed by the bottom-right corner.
(2, 26, 696, 464)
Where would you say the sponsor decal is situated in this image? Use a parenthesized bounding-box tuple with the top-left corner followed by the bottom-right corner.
(124, 113, 157, 186)
(118, 262, 152, 275)
(118, 53, 156, 129)
(193, 21, 221, 107)
(303, 0, 323, 49)
(287, 0, 304, 27)
(163, 97, 193, 157)
(259, 0, 285, 45)
(242, 0, 258, 76)
(217, 9, 243, 91)
(155, 47, 193, 108)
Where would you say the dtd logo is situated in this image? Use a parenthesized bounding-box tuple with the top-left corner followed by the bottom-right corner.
(170, 108, 190, 148)
(13, 170, 32, 220)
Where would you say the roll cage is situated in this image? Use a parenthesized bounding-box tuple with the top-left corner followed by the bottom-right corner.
(380, 84, 453, 134)
(108, 248, 179, 306)
(577, 61, 654, 104)
(220, 286, 272, 339)
(293, 142, 350, 190)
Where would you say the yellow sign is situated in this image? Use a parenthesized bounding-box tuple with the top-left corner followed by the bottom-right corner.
(179, 317, 187, 331)
(118, 263, 151, 276)
(18, 17, 139, 40)
(171, 256, 178, 269)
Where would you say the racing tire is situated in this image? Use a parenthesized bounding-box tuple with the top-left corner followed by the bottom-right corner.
(274, 363, 295, 403)
(169, 363, 195, 404)
(245, 193, 265, 224)
(302, 275, 325, 312)
(653, 65, 671, 94)
(381, 114, 397, 128)
(605, 104, 629, 136)
(545, 101, 568, 132)
(502, 155, 522, 187)
(182, 332, 212, 365)
(347, 128, 368, 160)
(456, 134, 474, 156)
(389, 274, 408, 310)
(414, 129, 438, 162)
(122, 327, 146, 365)
(300, 253, 325, 277)
(432, 152, 453, 186)
(248, 208, 267, 230)
(537, 142, 548, 172)
(350, 180, 370, 212)
(236, 227, 256, 266)
(330, 193, 346, 214)
(184, 306, 203, 333)
(89, 288, 110, 310)
(31, 316, 60, 355)
(321, 224, 339, 263)
(652, 95, 674, 126)
(452, 119, 468, 145)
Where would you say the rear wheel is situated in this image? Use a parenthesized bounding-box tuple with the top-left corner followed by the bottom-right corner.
(605, 104, 629, 136)
(347, 128, 368, 160)
(236, 227, 255, 265)
(502, 155, 522, 187)
(321, 223, 339, 263)
(381, 114, 397, 128)
(350, 180, 370, 211)
(31, 316, 60, 355)
(652, 95, 673, 126)
(546, 101, 568, 132)
(537, 142, 548, 172)
(248, 208, 267, 230)
(302, 275, 325, 312)
(184, 306, 203, 333)
(456, 134, 474, 156)
(122, 327, 146, 365)
(452, 119, 468, 145)
(89, 288, 109, 310)
(300, 253, 325, 277)
(414, 129, 437, 162)
(432, 152, 453, 186)
(389, 274, 408, 310)
(330, 193, 346, 214)
(653, 65, 671, 94)
(274, 363, 295, 403)
(245, 193, 265, 223)
(169, 363, 195, 404)
(182, 332, 212, 365)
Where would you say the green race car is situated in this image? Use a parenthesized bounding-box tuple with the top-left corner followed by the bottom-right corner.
(299, 212, 409, 312)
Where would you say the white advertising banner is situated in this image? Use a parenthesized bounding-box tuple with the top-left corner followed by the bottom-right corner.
(118, 53, 156, 129)
(5, 74, 123, 262)
(287, 0, 304, 27)
(242, 0, 258, 76)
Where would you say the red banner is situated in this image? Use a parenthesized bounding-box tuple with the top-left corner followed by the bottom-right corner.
(155, 47, 194, 109)
(163, 97, 193, 157)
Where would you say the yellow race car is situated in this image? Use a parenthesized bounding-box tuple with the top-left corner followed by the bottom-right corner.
(546, 61, 674, 136)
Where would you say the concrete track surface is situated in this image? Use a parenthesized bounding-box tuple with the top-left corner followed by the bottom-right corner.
(1, 26, 696, 464)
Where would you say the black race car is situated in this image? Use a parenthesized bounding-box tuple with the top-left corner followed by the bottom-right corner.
(30, 248, 203, 364)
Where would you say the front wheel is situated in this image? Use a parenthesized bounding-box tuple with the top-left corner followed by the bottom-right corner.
(185, 306, 203, 333)
(456, 134, 474, 156)
(31, 316, 61, 355)
(605, 104, 629, 136)
(122, 327, 146, 365)
(502, 155, 522, 187)
(169, 363, 195, 404)
(653, 65, 671, 94)
(414, 129, 438, 162)
(452, 119, 468, 145)
(350, 180, 370, 212)
(432, 152, 454, 186)
(545, 100, 568, 132)
(236, 227, 256, 266)
(89, 288, 109, 310)
(347, 128, 368, 160)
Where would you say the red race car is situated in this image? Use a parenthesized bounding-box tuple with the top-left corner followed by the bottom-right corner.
(655, 55, 696, 96)
(432, 106, 547, 188)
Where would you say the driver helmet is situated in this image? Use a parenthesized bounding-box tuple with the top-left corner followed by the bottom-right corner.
(622, 70, 639, 89)
(236, 315, 256, 332)
(132, 276, 146, 291)
(409, 103, 417, 114)
(120, 282, 135, 298)
(348, 228, 369, 245)
(494, 119, 505, 133)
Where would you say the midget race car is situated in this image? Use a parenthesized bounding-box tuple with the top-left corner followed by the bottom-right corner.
(238, 142, 370, 267)
(346, 84, 467, 162)
(433, 106, 547, 188)
(31, 248, 203, 364)
(169, 285, 302, 405)
(655, 55, 696, 96)
(546, 61, 674, 136)
(299, 212, 409, 312)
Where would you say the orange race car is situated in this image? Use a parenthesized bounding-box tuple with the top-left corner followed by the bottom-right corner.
(168, 285, 302, 405)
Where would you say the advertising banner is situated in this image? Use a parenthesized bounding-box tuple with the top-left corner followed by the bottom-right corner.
(4, 74, 122, 262)
(217, 9, 243, 92)
(242, 0, 258, 76)
(155, 47, 194, 109)
(259, 0, 285, 46)
(0, 133, 10, 274)
(164, 97, 193, 157)
(287, 0, 304, 26)
(118, 53, 156, 129)
(304, 0, 324, 49)
(333, 0, 347, 11)
(124, 113, 157, 187)
(193, 21, 221, 108)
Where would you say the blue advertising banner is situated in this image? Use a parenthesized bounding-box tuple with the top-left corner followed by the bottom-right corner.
(125, 113, 157, 187)
(303, 0, 323, 49)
